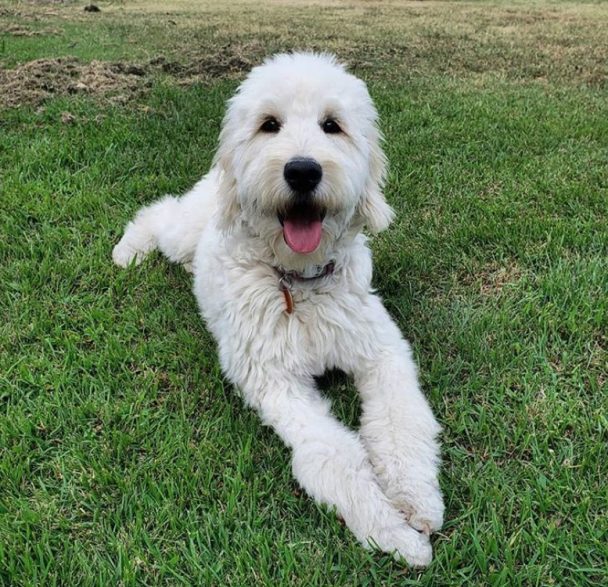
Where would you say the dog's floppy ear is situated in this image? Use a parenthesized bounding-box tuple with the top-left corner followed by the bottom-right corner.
(357, 125, 394, 233)
(215, 153, 240, 231)
(213, 112, 241, 231)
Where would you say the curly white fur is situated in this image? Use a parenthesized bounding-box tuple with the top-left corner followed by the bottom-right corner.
(112, 52, 444, 566)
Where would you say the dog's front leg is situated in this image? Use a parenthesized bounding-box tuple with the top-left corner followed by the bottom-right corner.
(237, 370, 433, 566)
(351, 295, 445, 536)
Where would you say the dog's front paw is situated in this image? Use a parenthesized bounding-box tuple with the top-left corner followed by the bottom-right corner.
(112, 220, 155, 268)
(389, 479, 445, 535)
(112, 240, 141, 267)
(372, 521, 433, 567)
(112, 228, 152, 267)
(364, 433, 444, 534)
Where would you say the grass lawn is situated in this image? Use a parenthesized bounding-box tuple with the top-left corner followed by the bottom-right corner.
(1, 0, 606, 584)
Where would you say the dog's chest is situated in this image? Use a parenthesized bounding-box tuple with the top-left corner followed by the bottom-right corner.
(264, 284, 364, 371)
(197, 267, 363, 373)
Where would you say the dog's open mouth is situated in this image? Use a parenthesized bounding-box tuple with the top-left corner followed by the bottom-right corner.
(278, 202, 326, 254)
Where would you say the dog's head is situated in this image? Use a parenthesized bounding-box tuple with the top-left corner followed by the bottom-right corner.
(215, 52, 393, 267)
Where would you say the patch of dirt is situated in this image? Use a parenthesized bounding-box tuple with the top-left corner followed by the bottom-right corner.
(151, 40, 268, 81)
(0, 58, 149, 109)
(1, 24, 61, 36)
(0, 42, 268, 109)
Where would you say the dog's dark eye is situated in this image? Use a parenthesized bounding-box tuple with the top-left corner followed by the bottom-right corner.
(260, 117, 281, 133)
(321, 119, 342, 134)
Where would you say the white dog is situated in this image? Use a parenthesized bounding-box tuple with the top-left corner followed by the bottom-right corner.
(113, 52, 444, 566)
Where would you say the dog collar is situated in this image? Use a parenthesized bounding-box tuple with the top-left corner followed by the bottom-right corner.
(275, 261, 335, 314)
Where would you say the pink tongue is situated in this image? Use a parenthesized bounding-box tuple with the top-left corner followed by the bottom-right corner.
(283, 218, 323, 254)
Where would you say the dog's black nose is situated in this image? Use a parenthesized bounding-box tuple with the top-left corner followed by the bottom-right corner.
(284, 158, 322, 193)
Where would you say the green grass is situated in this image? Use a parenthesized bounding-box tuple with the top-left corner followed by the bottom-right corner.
(1, 1, 607, 585)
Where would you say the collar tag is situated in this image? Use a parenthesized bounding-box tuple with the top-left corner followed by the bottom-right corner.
(275, 260, 335, 314)
(279, 277, 294, 314)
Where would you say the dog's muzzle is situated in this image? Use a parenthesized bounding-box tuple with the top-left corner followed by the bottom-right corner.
(278, 158, 325, 254)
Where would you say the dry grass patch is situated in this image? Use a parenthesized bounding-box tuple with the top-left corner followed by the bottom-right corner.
(104, 0, 608, 86)
(0, 40, 270, 109)
(477, 263, 524, 297)
(0, 58, 148, 108)
(1, 24, 61, 36)
(458, 261, 525, 298)
(1, 0, 607, 111)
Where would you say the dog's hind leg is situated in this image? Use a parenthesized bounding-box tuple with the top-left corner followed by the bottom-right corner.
(112, 170, 219, 271)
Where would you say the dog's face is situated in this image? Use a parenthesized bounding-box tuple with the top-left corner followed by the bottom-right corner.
(215, 53, 394, 268)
